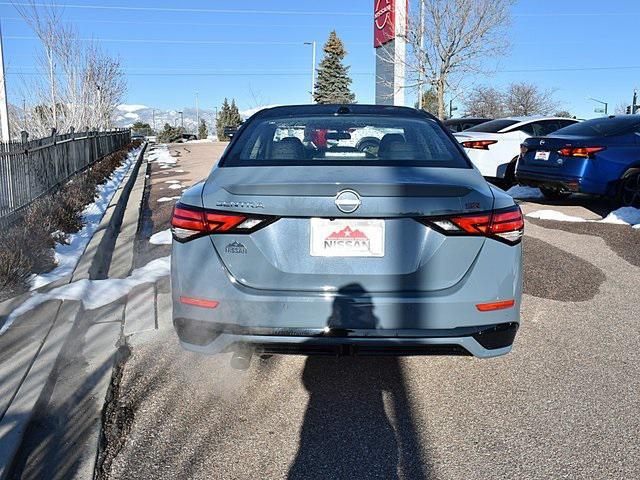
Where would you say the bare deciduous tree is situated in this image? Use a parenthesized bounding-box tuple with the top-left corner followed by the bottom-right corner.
(503, 82, 559, 116)
(379, 0, 512, 118)
(464, 82, 561, 118)
(11, 0, 126, 138)
(464, 85, 505, 118)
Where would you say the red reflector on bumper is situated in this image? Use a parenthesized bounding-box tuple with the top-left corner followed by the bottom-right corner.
(476, 299, 515, 312)
(180, 296, 220, 309)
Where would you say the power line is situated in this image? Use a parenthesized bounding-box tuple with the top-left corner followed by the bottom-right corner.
(8, 65, 640, 78)
(4, 35, 369, 46)
(0, 2, 369, 16)
(6, 71, 377, 77)
(0, 16, 368, 29)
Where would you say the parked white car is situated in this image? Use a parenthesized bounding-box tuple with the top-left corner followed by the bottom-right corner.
(454, 117, 579, 185)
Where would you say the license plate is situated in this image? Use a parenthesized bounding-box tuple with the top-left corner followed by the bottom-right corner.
(535, 150, 550, 161)
(310, 218, 385, 257)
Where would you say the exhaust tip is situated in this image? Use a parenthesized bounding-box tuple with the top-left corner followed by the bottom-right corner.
(230, 348, 252, 370)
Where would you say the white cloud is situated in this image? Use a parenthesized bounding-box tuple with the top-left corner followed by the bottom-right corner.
(240, 104, 279, 119)
(117, 104, 148, 113)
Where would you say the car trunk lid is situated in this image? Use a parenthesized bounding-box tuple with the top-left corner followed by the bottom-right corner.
(201, 166, 494, 293)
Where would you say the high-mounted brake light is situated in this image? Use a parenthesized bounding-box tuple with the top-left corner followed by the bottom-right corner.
(557, 146, 605, 158)
(461, 140, 498, 150)
(171, 203, 276, 241)
(422, 205, 524, 244)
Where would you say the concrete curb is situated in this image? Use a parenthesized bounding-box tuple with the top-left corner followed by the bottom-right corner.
(0, 145, 147, 480)
(107, 146, 149, 278)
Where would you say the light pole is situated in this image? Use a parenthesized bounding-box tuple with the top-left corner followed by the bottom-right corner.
(449, 99, 458, 118)
(587, 97, 608, 115)
(195, 91, 200, 128)
(178, 111, 184, 130)
(304, 41, 316, 103)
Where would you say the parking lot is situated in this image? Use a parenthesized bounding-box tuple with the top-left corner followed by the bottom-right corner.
(99, 142, 640, 480)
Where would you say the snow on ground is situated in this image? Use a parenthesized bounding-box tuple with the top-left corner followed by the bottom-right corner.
(526, 210, 588, 223)
(165, 180, 180, 184)
(149, 229, 172, 245)
(29, 148, 142, 290)
(1, 256, 170, 336)
(527, 207, 640, 227)
(599, 207, 640, 226)
(158, 196, 181, 203)
(148, 145, 177, 166)
(506, 186, 544, 199)
(168, 184, 183, 190)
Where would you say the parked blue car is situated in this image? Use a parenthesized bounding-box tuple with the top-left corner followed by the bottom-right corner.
(516, 115, 640, 205)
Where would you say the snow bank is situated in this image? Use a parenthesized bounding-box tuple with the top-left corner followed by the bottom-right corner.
(506, 186, 543, 200)
(527, 210, 587, 222)
(148, 145, 177, 166)
(599, 207, 640, 226)
(149, 229, 172, 245)
(1, 256, 170, 336)
(527, 206, 640, 227)
(158, 196, 180, 203)
(30, 147, 142, 290)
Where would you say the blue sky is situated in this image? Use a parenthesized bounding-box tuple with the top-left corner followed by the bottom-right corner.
(1, 0, 639, 119)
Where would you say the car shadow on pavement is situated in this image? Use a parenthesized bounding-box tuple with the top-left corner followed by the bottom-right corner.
(288, 284, 432, 480)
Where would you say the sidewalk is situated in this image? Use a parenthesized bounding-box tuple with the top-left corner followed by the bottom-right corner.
(0, 143, 169, 480)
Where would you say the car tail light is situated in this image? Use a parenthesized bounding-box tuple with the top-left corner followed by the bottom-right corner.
(171, 203, 277, 241)
(557, 146, 605, 158)
(461, 140, 498, 150)
(422, 205, 524, 244)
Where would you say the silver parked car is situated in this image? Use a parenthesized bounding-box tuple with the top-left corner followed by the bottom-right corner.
(171, 105, 523, 366)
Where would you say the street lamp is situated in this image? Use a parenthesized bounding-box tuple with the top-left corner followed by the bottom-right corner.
(304, 41, 316, 103)
(178, 111, 184, 129)
(587, 97, 608, 115)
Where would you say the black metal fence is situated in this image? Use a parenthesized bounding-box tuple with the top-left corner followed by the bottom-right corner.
(0, 128, 131, 227)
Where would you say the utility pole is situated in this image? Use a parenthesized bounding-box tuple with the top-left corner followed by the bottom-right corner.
(152, 109, 156, 132)
(304, 41, 316, 103)
(0, 22, 11, 142)
(195, 91, 200, 129)
(178, 111, 184, 129)
(449, 99, 457, 118)
(417, 0, 425, 110)
(633, 89, 638, 114)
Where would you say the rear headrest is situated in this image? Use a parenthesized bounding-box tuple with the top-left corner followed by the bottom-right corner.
(378, 133, 409, 159)
(272, 137, 304, 160)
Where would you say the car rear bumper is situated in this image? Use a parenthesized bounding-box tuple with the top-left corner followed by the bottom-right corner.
(173, 321, 519, 358)
(172, 232, 523, 359)
(516, 171, 585, 192)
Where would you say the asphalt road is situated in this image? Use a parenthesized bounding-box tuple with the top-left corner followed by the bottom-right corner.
(102, 142, 640, 480)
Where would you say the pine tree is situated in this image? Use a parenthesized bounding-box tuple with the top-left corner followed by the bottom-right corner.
(228, 100, 243, 128)
(198, 119, 208, 139)
(313, 31, 356, 104)
(216, 98, 231, 140)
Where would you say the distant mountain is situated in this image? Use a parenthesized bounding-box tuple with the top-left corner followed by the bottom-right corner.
(114, 104, 280, 132)
(114, 104, 217, 133)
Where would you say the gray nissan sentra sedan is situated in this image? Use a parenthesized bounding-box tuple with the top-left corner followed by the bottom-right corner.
(171, 104, 523, 365)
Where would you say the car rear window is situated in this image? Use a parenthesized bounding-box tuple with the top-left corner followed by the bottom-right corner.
(552, 116, 640, 137)
(221, 115, 470, 168)
(464, 119, 519, 133)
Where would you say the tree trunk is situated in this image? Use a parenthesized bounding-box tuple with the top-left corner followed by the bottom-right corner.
(436, 79, 446, 119)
